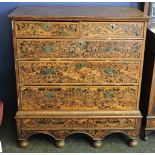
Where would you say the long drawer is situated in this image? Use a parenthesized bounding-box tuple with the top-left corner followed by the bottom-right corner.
(82, 22, 144, 39)
(17, 39, 143, 59)
(21, 118, 136, 130)
(15, 21, 79, 38)
(20, 86, 138, 111)
(18, 61, 140, 85)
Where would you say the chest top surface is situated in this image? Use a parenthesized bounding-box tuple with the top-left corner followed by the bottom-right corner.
(8, 6, 148, 21)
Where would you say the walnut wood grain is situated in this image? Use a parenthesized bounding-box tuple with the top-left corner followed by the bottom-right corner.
(15, 110, 142, 117)
(8, 6, 148, 21)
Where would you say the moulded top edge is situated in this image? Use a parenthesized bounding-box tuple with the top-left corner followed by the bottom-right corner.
(8, 6, 149, 22)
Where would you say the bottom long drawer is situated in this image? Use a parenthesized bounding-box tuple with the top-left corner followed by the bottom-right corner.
(20, 118, 136, 130)
(19, 86, 138, 111)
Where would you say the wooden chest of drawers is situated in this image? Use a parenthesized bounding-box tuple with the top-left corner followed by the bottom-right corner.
(9, 6, 148, 148)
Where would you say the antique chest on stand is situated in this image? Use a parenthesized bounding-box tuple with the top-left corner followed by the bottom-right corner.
(9, 6, 148, 148)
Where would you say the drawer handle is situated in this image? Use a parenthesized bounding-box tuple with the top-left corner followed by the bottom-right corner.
(41, 67, 57, 74)
(44, 91, 55, 99)
(104, 90, 115, 99)
(75, 41, 87, 49)
(42, 45, 54, 53)
(75, 63, 86, 70)
(37, 120, 46, 124)
(74, 88, 86, 93)
(41, 23, 52, 32)
(103, 67, 117, 74)
(37, 119, 50, 124)
(105, 47, 117, 52)
(106, 24, 118, 31)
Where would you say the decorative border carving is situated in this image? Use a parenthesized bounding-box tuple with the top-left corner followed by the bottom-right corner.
(19, 129, 138, 140)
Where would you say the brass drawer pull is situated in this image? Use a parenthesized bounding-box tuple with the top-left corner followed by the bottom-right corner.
(75, 63, 86, 70)
(104, 90, 115, 99)
(103, 67, 117, 74)
(44, 91, 55, 99)
(42, 45, 54, 53)
(37, 120, 46, 124)
(41, 67, 57, 74)
(105, 47, 117, 52)
(41, 23, 52, 31)
(74, 88, 86, 93)
(75, 41, 87, 48)
(106, 24, 118, 31)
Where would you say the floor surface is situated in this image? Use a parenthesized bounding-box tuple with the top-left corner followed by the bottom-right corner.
(0, 116, 155, 153)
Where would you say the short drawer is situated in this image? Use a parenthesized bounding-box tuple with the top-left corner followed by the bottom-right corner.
(17, 39, 143, 59)
(22, 118, 135, 130)
(82, 22, 144, 39)
(18, 61, 140, 85)
(20, 86, 138, 111)
(15, 21, 79, 38)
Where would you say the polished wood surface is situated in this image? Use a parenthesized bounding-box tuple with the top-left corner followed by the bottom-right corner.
(9, 6, 148, 21)
(9, 6, 148, 148)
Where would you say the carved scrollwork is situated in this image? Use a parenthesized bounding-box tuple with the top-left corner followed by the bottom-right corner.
(19, 129, 138, 140)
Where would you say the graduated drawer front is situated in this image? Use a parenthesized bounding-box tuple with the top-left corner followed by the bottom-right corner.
(22, 118, 135, 130)
(82, 22, 144, 39)
(15, 21, 79, 38)
(17, 39, 143, 59)
(18, 61, 140, 85)
(20, 86, 138, 111)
